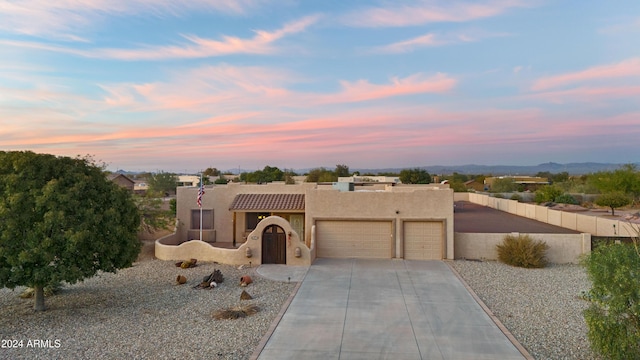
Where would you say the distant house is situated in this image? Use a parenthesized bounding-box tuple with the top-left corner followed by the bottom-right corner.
(464, 179, 485, 192)
(108, 173, 135, 192)
(484, 176, 550, 191)
(134, 181, 149, 195)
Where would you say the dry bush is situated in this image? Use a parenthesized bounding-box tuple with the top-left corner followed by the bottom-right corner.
(496, 234, 549, 268)
(212, 304, 259, 320)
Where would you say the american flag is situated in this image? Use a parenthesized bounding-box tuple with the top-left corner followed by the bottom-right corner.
(197, 181, 205, 207)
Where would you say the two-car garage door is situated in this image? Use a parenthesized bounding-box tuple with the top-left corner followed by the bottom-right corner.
(316, 220, 443, 260)
(316, 220, 392, 259)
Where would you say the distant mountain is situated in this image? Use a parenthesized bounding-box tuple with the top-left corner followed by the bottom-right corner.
(118, 162, 636, 176)
(351, 162, 637, 176)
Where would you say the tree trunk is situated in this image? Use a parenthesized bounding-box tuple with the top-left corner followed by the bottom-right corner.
(610, 207, 616, 216)
(34, 285, 46, 311)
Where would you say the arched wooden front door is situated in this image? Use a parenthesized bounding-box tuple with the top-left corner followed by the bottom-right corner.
(262, 225, 286, 264)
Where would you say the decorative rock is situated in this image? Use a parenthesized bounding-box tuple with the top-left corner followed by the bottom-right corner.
(177, 258, 198, 268)
(176, 275, 187, 284)
(240, 290, 253, 300)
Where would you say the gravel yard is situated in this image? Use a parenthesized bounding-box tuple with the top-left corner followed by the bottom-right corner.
(0, 239, 603, 360)
(0, 250, 295, 360)
(450, 260, 602, 360)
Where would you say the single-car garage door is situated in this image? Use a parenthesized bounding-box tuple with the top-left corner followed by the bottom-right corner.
(316, 220, 392, 259)
(404, 221, 443, 260)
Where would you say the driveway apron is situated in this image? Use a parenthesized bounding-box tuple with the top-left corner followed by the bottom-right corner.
(256, 258, 525, 360)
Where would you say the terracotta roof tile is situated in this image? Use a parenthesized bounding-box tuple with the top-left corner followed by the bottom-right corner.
(229, 193, 305, 211)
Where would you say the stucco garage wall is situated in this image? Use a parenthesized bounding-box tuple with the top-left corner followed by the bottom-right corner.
(305, 187, 454, 259)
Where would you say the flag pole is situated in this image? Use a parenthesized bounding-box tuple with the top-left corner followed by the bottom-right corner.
(199, 173, 203, 241)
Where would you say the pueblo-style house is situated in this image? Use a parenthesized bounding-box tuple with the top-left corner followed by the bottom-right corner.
(156, 181, 454, 267)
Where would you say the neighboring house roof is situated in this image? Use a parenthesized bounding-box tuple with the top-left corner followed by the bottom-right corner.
(107, 173, 135, 184)
(107, 174, 135, 192)
(229, 193, 305, 211)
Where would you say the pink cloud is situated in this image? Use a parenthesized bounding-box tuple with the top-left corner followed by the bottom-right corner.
(373, 29, 510, 53)
(527, 86, 640, 103)
(99, 66, 454, 114)
(531, 58, 640, 91)
(8, 104, 638, 171)
(342, 0, 528, 27)
(0, 0, 273, 40)
(322, 73, 457, 103)
(0, 15, 319, 60)
(97, 15, 319, 60)
(99, 64, 298, 112)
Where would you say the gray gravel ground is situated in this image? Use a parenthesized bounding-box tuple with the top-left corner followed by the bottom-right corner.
(450, 260, 602, 360)
(1, 256, 603, 360)
(0, 259, 295, 360)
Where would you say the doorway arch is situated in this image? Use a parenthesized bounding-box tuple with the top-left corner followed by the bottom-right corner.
(262, 225, 286, 264)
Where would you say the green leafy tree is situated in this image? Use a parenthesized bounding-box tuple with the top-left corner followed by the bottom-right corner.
(589, 164, 640, 202)
(305, 167, 336, 182)
(535, 171, 569, 184)
(554, 193, 578, 205)
(334, 164, 350, 178)
(0, 151, 141, 311)
(148, 171, 177, 195)
(449, 172, 469, 183)
(399, 168, 431, 184)
(490, 178, 516, 193)
(582, 236, 640, 359)
(595, 191, 631, 216)
(214, 175, 229, 184)
(134, 194, 173, 234)
(534, 185, 563, 204)
(283, 169, 297, 185)
(240, 166, 284, 183)
(449, 180, 468, 192)
(202, 167, 220, 177)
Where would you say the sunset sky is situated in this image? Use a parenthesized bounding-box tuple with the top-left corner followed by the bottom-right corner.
(1, 1, 639, 173)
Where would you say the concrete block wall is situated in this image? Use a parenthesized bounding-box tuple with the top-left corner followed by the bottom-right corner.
(466, 193, 635, 237)
(454, 232, 591, 264)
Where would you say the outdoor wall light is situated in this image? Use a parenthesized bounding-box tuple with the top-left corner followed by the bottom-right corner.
(295, 247, 302, 258)
(245, 247, 252, 258)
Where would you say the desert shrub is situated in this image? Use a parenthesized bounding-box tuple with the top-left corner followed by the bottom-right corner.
(510, 194, 522, 201)
(595, 191, 632, 216)
(496, 234, 549, 268)
(534, 185, 563, 204)
(493, 193, 504, 199)
(554, 193, 578, 205)
(213, 304, 259, 320)
(582, 242, 640, 359)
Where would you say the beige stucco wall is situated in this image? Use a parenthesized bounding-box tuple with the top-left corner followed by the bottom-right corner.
(467, 193, 635, 237)
(305, 187, 455, 259)
(156, 215, 312, 266)
(454, 232, 591, 264)
(176, 183, 313, 245)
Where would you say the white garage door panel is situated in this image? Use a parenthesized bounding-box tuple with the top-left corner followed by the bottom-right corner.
(317, 220, 392, 259)
(404, 221, 443, 260)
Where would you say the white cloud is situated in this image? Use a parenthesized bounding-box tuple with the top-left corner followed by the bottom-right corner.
(0, 15, 320, 60)
(341, 0, 529, 27)
(0, 0, 274, 40)
(372, 29, 510, 54)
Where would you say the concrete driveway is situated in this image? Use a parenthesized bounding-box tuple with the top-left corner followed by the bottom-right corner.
(255, 258, 527, 360)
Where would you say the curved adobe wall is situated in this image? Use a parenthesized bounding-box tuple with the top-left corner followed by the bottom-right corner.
(155, 216, 312, 266)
